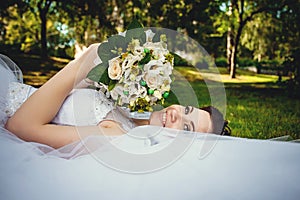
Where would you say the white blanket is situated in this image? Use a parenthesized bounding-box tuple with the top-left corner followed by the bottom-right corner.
(0, 126, 299, 200)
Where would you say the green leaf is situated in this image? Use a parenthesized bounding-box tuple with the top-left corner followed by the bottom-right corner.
(138, 51, 151, 65)
(108, 80, 117, 91)
(127, 18, 143, 30)
(152, 32, 161, 43)
(125, 28, 146, 45)
(97, 42, 114, 64)
(108, 34, 126, 52)
(125, 18, 146, 44)
(99, 66, 110, 85)
(86, 63, 109, 85)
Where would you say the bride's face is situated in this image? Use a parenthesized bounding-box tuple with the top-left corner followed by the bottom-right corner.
(149, 105, 212, 133)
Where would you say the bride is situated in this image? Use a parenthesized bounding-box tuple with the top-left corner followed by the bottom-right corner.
(1, 47, 299, 200)
(1, 44, 229, 149)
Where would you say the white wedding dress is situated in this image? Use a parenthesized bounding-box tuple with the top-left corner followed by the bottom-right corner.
(0, 54, 300, 200)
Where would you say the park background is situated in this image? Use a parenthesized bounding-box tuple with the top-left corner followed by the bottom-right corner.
(0, 0, 299, 139)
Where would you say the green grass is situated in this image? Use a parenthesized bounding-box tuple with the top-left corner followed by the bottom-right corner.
(175, 66, 300, 140)
(6, 53, 300, 140)
(225, 86, 300, 139)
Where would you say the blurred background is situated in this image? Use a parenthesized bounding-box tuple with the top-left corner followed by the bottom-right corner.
(0, 0, 299, 139)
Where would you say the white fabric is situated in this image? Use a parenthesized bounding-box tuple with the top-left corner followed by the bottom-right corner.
(0, 127, 300, 200)
(5, 80, 135, 129)
(2, 82, 131, 126)
(0, 54, 300, 199)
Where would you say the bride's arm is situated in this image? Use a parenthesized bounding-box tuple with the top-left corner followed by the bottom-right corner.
(5, 43, 117, 148)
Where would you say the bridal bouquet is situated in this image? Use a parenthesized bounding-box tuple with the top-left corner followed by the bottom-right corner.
(87, 20, 174, 112)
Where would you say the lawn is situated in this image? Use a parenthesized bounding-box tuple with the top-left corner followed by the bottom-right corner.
(6, 53, 300, 140)
(176, 66, 300, 140)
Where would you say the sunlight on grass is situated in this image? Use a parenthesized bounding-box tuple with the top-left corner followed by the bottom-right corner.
(176, 66, 288, 84)
(220, 73, 287, 84)
(175, 65, 300, 139)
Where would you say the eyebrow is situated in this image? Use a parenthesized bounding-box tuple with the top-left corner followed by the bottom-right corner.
(191, 121, 195, 132)
(190, 106, 194, 114)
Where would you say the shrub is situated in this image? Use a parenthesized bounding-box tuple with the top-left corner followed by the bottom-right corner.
(215, 57, 227, 67)
(171, 52, 190, 66)
(237, 58, 256, 67)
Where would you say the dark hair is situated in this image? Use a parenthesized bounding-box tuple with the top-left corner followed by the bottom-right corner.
(200, 106, 231, 136)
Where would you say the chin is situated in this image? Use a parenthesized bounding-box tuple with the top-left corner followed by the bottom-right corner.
(149, 110, 163, 126)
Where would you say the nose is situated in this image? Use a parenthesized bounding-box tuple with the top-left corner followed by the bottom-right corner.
(169, 107, 182, 124)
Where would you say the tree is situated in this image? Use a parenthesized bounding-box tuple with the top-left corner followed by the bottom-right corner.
(225, 0, 289, 78)
(36, 0, 54, 58)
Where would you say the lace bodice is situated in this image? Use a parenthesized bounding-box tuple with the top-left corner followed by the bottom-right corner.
(5, 82, 36, 118)
(4, 82, 135, 131)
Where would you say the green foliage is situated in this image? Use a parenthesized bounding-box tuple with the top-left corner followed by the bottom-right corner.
(87, 19, 146, 85)
(171, 52, 189, 66)
(215, 57, 227, 67)
(86, 63, 109, 85)
(237, 58, 257, 67)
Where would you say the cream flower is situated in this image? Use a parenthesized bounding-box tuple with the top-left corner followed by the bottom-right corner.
(108, 57, 122, 80)
(127, 39, 140, 52)
(153, 90, 162, 99)
(143, 60, 166, 88)
(101, 29, 174, 111)
(144, 72, 159, 89)
(122, 54, 141, 70)
(143, 42, 169, 61)
(109, 84, 121, 98)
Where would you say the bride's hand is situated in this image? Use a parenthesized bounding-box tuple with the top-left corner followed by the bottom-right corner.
(72, 43, 100, 82)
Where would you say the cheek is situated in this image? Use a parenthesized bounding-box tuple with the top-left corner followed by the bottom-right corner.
(165, 123, 181, 130)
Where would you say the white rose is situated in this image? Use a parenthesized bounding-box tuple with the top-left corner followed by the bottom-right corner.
(110, 84, 123, 100)
(143, 60, 165, 89)
(144, 72, 160, 89)
(143, 42, 169, 61)
(127, 39, 140, 52)
(162, 62, 173, 75)
(161, 83, 171, 92)
(153, 90, 162, 99)
(111, 84, 131, 105)
(123, 67, 142, 85)
(122, 54, 141, 70)
(127, 83, 146, 100)
(132, 46, 144, 56)
(108, 57, 123, 80)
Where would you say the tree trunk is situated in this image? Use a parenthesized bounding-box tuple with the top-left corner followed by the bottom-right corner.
(229, 45, 236, 78)
(229, 24, 243, 79)
(227, 28, 232, 72)
(37, 0, 53, 59)
(40, 9, 47, 58)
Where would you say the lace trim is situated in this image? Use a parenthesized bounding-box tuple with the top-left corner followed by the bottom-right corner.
(3, 82, 135, 131)
(94, 91, 114, 123)
(5, 82, 35, 117)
